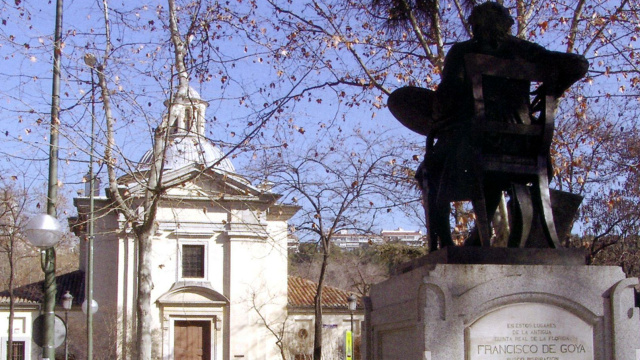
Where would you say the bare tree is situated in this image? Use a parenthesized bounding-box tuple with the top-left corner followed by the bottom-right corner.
(253, 0, 640, 257)
(0, 186, 29, 360)
(0, 5, 639, 360)
(249, 291, 289, 360)
(84, 0, 216, 357)
(265, 131, 404, 359)
(290, 244, 391, 297)
(87, 0, 304, 356)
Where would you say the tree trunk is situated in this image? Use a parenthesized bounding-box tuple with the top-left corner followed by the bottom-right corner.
(135, 228, 154, 359)
(97, 1, 183, 357)
(7, 238, 14, 360)
(135, 127, 164, 359)
(313, 238, 330, 360)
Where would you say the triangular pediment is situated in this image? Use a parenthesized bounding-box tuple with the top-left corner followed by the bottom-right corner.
(163, 171, 256, 199)
(121, 164, 280, 203)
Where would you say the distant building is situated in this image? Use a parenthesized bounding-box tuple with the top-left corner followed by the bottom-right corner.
(332, 230, 382, 251)
(329, 228, 425, 252)
(381, 228, 425, 247)
(288, 233, 301, 252)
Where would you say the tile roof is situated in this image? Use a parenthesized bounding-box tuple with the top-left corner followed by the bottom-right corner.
(2, 272, 363, 311)
(0, 295, 39, 305)
(288, 276, 361, 310)
(0, 270, 85, 307)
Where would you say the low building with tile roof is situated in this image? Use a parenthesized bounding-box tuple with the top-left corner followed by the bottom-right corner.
(2, 270, 85, 307)
(0, 293, 40, 360)
(287, 276, 365, 360)
(0, 270, 85, 360)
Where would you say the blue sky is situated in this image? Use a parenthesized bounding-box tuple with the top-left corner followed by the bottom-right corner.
(2, 0, 638, 238)
(0, 0, 426, 233)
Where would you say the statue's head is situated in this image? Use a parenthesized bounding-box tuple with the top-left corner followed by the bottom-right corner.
(468, 2, 514, 43)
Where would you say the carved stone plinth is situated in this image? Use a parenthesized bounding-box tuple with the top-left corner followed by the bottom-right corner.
(363, 248, 640, 360)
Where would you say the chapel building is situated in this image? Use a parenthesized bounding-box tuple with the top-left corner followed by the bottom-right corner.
(72, 88, 299, 359)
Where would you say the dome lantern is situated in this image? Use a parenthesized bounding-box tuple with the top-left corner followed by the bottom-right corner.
(137, 87, 235, 172)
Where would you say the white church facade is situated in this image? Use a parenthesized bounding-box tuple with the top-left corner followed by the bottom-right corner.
(72, 88, 299, 359)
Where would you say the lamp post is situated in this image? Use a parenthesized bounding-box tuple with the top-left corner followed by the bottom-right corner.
(30, 0, 64, 357)
(347, 294, 357, 333)
(83, 52, 97, 360)
(61, 291, 73, 360)
(24, 214, 63, 360)
(346, 294, 357, 360)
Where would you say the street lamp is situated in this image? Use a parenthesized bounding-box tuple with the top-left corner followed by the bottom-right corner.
(346, 294, 357, 360)
(83, 51, 98, 360)
(81, 299, 99, 315)
(24, 214, 63, 360)
(347, 294, 357, 333)
(82, 297, 99, 356)
(34, 0, 64, 357)
(61, 291, 73, 360)
(81, 298, 98, 359)
(24, 214, 63, 248)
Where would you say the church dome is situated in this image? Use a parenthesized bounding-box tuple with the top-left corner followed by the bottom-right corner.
(138, 135, 235, 172)
(137, 86, 235, 173)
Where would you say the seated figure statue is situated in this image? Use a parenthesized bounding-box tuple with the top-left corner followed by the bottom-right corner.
(388, 2, 588, 248)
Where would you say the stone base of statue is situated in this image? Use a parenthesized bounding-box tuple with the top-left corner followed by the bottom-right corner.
(363, 247, 640, 360)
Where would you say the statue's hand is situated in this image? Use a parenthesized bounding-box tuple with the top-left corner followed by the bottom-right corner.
(530, 84, 550, 114)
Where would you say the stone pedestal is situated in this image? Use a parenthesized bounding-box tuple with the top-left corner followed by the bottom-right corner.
(364, 248, 640, 360)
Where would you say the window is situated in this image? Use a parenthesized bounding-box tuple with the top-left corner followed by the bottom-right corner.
(7, 341, 25, 360)
(182, 244, 205, 278)
(297, 328, 309, 339)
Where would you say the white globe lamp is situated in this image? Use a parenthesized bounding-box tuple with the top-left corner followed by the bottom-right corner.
(24, 214, 63, 248)
(82, 299, 99, 315)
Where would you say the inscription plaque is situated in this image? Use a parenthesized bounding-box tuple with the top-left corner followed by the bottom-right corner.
(466, 303, 594, 360)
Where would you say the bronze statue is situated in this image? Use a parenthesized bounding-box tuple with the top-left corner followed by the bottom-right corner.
(388, 2, 588, 249)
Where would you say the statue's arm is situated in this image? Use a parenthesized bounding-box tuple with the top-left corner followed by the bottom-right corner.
(546, 51, 589, 96)
(513, 38, 589, 97)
